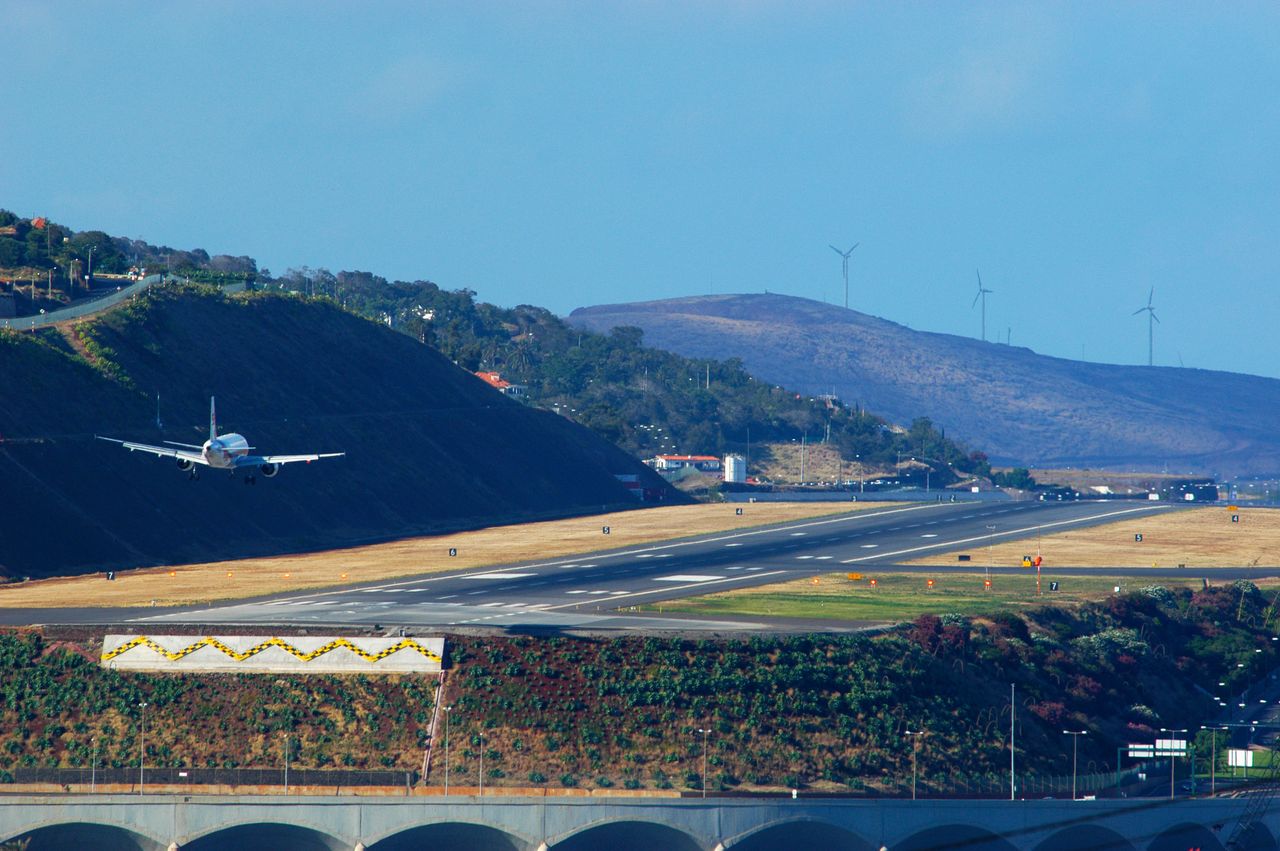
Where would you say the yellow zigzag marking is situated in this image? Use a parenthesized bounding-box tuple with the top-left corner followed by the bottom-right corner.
(101, 636, 442, 665)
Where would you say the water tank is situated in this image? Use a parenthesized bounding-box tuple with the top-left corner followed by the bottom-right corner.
(724, 454, 746, 483)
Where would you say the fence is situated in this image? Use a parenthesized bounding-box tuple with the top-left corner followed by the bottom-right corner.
(835, 765, 1142, 800)
(1, 767, 415, 788)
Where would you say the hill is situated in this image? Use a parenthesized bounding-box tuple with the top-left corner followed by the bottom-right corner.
(0, 285, 677, 579)
(289, 272, 990, 483)
(3, 211, 997, 489)
(569, 293, 1280, 476)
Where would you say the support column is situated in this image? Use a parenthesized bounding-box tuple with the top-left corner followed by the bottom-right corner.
(168, 844, 181, 851)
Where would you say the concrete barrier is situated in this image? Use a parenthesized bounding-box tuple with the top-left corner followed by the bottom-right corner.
(101, 634, 444, 674)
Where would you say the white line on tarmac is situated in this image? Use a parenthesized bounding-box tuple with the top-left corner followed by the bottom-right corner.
(214, 502, 952, 609)
(540, 570, 788, 611)
(839, 504, 1174, 564)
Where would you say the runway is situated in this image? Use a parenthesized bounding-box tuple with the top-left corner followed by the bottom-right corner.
(55, 499, 1187, 633)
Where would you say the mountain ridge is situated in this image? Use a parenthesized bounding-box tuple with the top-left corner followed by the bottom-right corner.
(569, 293, 1280, 476)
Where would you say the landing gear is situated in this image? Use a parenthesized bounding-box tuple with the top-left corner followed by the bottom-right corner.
(244, 476, 256, 486)
(188, 469, 199, 481)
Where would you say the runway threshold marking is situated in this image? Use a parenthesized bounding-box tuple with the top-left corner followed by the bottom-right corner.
(840, 504, 1174, 564)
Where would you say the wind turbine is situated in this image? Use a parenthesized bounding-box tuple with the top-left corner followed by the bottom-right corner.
(829, 242, 859, 309)
(972, 270, 993, 342)
(1132, 287, 1159, 366)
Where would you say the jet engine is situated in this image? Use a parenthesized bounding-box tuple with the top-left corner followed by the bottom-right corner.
(259, 463, 280, 478)
(176, 458, 195, 472)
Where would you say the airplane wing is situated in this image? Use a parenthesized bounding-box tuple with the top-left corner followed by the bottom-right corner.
(233, 452, 345, 467)
(96, 436, 208, 465)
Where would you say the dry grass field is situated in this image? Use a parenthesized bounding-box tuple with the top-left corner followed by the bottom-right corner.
(906, 505, 1280, 569)
(0, 501, 879, 609)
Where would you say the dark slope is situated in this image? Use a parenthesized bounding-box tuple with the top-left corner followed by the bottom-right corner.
(0, 287, 678, 578)
(569, 293, 1280, 475)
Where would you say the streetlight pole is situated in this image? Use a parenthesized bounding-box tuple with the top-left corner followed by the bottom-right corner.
(1201, 725, 1226, 794)
(283, 733, 290, 793)
(443, 706, 452, 796)
(906, 730, 924, 800)
(91, 737, 97, 793)
(1063, 730, 1087, 800)
(137, 701, 148, 795)
(87, 246, 96, 290)
(697, 728, 710, 798)
(478, 732, 484, 798)
(1161, 727, 1187, 799)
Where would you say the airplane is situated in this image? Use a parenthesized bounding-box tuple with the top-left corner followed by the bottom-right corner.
(97, 396, 344, 483)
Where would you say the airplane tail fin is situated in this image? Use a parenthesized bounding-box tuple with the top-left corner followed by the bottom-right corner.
(209, 396, 217, 441)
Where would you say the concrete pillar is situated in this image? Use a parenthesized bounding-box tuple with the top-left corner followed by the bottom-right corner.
(168, 844, 181, 851)
(536, 844, 548, 851)
(354, 845, 366, 851)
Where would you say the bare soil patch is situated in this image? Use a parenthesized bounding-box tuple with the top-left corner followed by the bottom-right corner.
(0, 502, 880, 608)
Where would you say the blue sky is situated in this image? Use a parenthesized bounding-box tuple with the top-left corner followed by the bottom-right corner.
(5, 2, 1279, 377)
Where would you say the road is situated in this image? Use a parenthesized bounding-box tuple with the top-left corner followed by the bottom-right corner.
(1, 499, 1201, 633)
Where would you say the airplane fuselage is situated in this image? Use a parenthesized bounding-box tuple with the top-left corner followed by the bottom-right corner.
(202, 433, 250, 469)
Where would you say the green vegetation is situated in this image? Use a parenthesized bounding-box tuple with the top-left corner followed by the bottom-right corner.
(261, 269, 989, 481)
(656, 573, 1205, 622)
(0, 210, 254, 302)
(3, 582, 1275, 793)
(991, 467, 1037, 490)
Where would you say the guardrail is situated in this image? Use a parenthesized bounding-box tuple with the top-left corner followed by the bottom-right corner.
(1, 274, 244, 332)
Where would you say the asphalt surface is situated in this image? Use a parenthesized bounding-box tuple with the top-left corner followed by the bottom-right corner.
(1, 499, 1209, 633)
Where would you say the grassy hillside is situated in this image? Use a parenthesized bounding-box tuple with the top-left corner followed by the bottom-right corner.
(569, 293, 1280, 476)
(270, 271, 990, 481)
(4, 210, 993, 488)
(1, 582, 1270, 793)
(0, 285, 679, 578)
